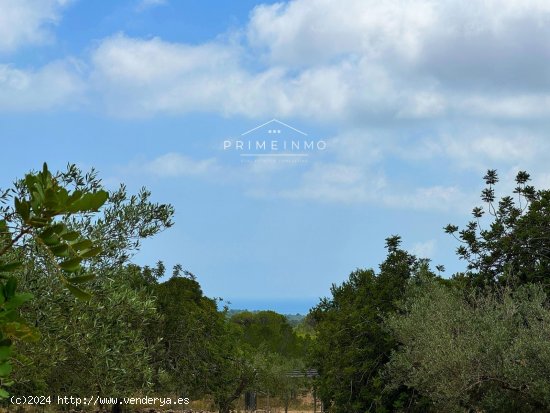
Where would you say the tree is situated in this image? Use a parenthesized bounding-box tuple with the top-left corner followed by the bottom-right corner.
(211, 343, 257, 413)
(230, 310, 309, 359)
(154, 274, 227, 397)
(4, 164, 173, 400)
(13, 264, 160, 398)
(0, 163, 107, 396)
(229, 311, 311, 412)
(386, 279, 550, 412)
(59, 165, 173, 269)
(445, 169, 550, 289)
(309, 236, 426, 413)
(253, 351, 308, 413)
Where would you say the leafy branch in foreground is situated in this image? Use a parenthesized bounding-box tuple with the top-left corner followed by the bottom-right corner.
(0, 163, 108, 396)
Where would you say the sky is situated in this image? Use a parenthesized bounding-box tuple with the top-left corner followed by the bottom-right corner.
(1, 0, 550, 314)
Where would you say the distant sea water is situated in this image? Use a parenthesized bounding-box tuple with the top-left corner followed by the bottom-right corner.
(223, 297, 319, 315)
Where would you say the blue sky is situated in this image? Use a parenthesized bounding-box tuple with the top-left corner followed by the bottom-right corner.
(2, 0, 550, 313)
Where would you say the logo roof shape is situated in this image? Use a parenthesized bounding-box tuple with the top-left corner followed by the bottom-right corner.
(241, 118, 308, 137)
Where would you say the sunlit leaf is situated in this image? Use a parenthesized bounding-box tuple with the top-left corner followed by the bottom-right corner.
(66, 284, 92, 301)
(59, 257, 82, 272)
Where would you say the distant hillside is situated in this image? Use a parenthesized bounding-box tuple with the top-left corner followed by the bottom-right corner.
(227, 309, 305, 326)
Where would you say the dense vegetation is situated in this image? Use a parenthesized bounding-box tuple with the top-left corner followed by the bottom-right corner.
(0, 164, 311, 413)
(2, 164, 550, 412)
(309, 169, 550, 412)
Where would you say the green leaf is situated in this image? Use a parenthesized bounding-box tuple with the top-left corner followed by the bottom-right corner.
(4, 293, 34, 310)
(41, 234, 60, 246)
(24, 174, 35, 191)
(51, 222, 66, 234)
(68, 191, 108, 213)
(0, 387, 9, 398)
(0, 362, 12, 377)
(0, 262, 22, 273)
(3, 322, 39, 341)
(44, 190, 59, 211)
(38, 226, 57, 240)
(66, 284, 92, 301)
(79, 247, 102, 258)
(0, 309, 17, 322)
(3, 278, 17, 299)
(28, 217, 49, 228)
(70, 239, 92, 251)
(0, 346, 11, 362)
(49, 244, 69, 257)
(59, 257, 82, 272)
(66, 189, 83, 205)
(61, 231, 80, 241)
(67, 274, 95, 284)
(14, 198, 30, 222)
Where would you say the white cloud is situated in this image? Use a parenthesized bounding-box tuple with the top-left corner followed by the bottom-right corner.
(248, 0, 550, 86)
(228, 123, 545, 210)
(247, 0, 435, 66)
(412, 131, 544, 173)
(457, 95, 550, 119)
(0, 59, 85, 110)
(249, 166, 471, 211)
(90, 34, 248, 116)
(0, 0, 70, 53)
(274, 162, 385, 204)
(2, 0, 550, 211)
(86, 0, 550, 123)
(1, 0, 550, 122)
(410, 239, 436, 259)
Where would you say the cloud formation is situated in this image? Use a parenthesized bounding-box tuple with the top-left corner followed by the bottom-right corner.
(0, 59, 85, 111)
(86, 0, 550, 121)
(0, 0, 69, 53)
(3, 0, 550, 122)
(2, 0, 550, 209)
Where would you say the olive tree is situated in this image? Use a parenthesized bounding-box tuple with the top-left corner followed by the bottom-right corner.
(386, 279, 550, 412)
(0, 163, 107, 396)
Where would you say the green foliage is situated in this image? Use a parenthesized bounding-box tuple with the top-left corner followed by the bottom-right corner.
(309, 237, 427, 413)
(13, 264, 159, 397)
(6, 163, 174, 398)
(227, 310, 311, 412)
(2, 161, 313, 412)
(293, 314, 317, 338)
(154, 274, 227, 397)
(66, 182, 174, 268)
(211, 341, 258, 413)
(445, 169, 550, 289)
(10, 162, 550, 413)
(386, 280, 550, 412)
(154, 280, 311, 413)
(253, 351, 308, 411)
(0, 163, 107, 396)
(230, 310, 310, 358)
